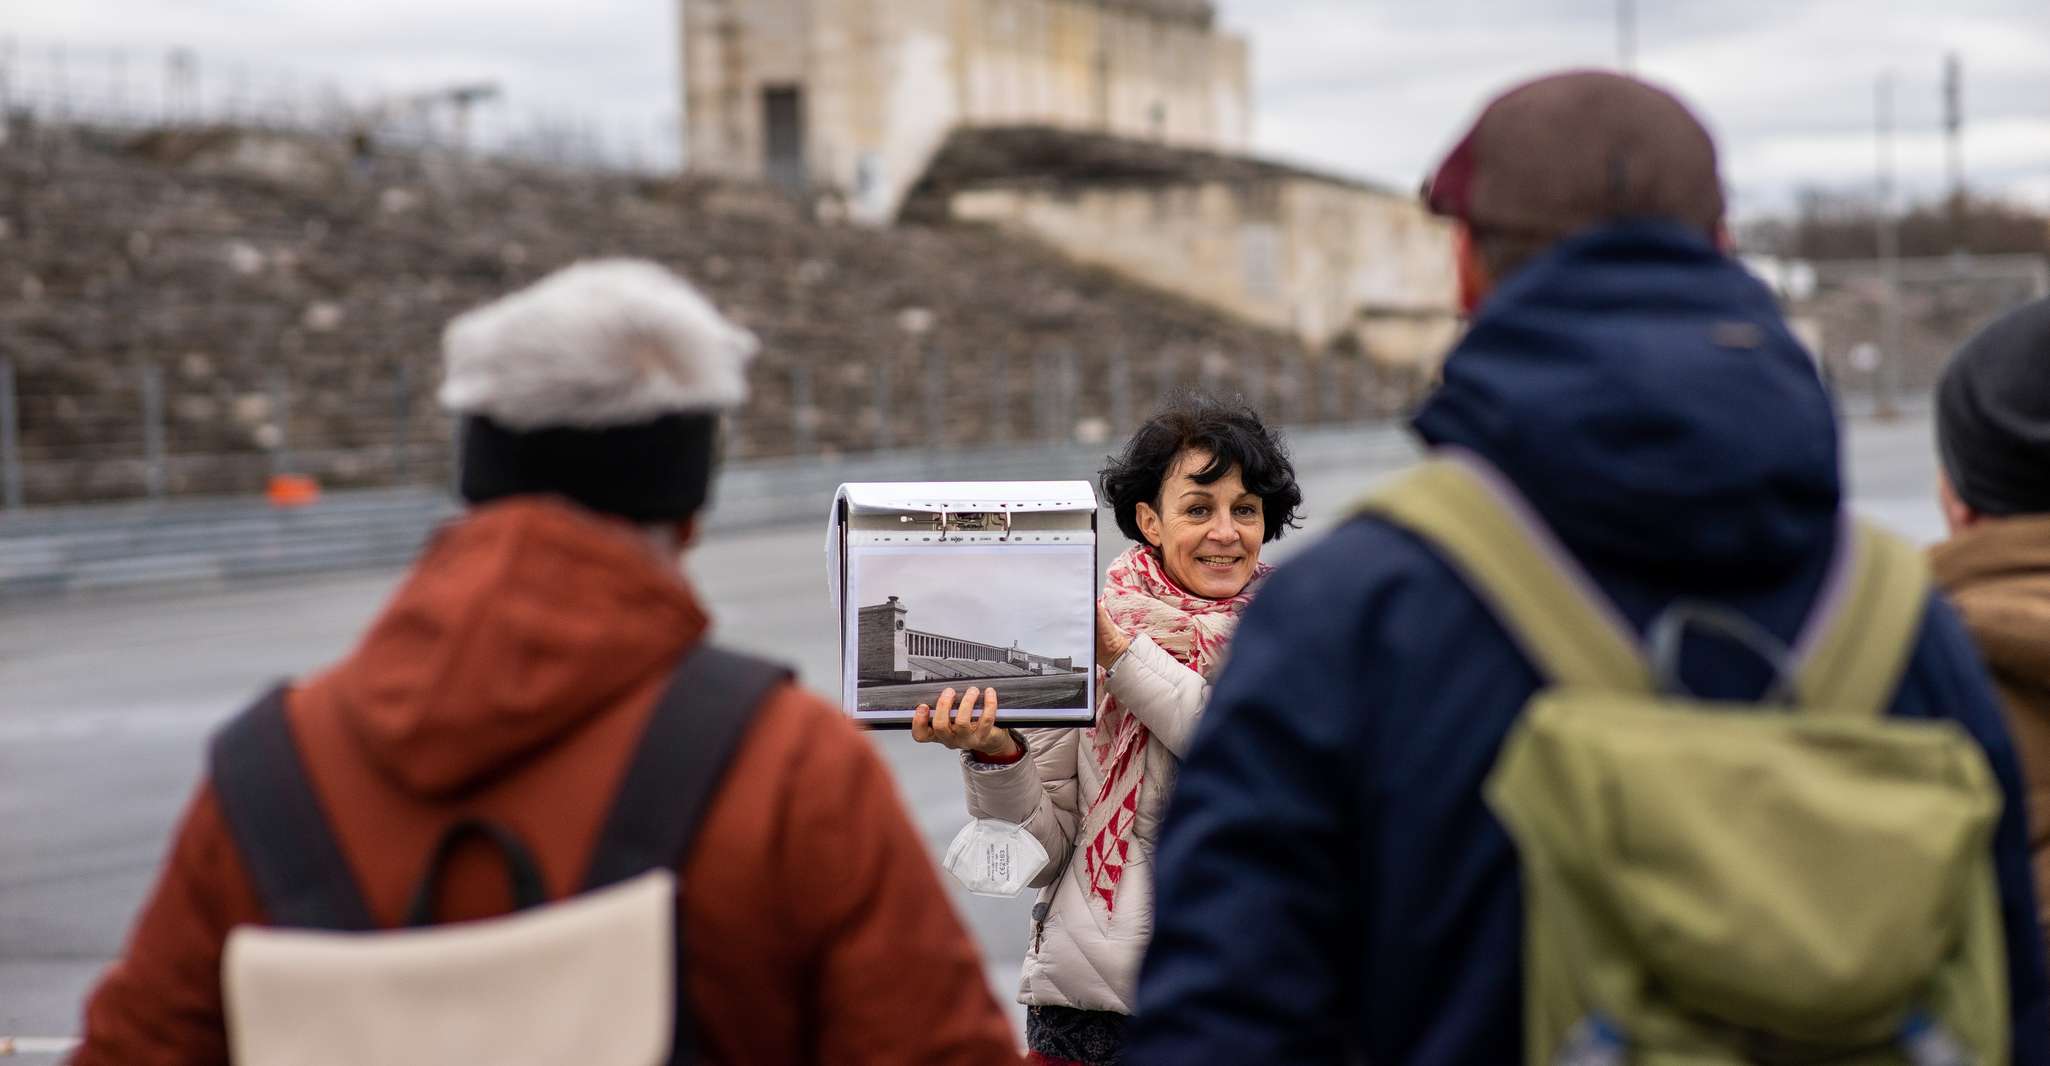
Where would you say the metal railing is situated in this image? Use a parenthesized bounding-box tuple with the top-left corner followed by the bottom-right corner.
(0, 347, 1429, 511)
(0, 37, 676, 174)
(1791, 255, 2050, 410)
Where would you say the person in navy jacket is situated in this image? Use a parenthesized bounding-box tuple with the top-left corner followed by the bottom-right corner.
(1124, 70, 2050, 1066)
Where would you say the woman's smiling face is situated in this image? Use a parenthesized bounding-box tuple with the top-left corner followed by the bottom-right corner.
(1136, 448, 1265, 600)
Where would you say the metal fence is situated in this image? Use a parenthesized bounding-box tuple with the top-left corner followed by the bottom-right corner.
(9, 266, 2046, 511)
(0, 346, 1427, 511)
(1792, 254, 2050, 410)
(0, 37, 675, 174)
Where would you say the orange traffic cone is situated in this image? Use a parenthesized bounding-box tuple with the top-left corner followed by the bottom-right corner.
(267, 474, 321, 508)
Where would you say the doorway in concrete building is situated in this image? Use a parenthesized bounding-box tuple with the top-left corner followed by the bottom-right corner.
(763, 86, 806, 195)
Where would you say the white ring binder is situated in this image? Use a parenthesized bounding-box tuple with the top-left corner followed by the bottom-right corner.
(828, 481, 1101, 728)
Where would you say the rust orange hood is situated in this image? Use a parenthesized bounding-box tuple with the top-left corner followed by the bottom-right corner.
(325, 498, 706, 798)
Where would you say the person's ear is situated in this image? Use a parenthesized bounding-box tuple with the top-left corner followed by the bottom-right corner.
(1938, 472, 1981, 535)
(675, 518, 701, 552)
(1455, 223, 1492, 316)
(1134, 501, 1165, 549)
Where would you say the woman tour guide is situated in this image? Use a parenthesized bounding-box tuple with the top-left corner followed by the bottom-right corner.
(912, 391, 1304, 1066)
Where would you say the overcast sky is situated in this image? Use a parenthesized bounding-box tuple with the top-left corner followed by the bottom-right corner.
(10, 1, 2048, 215)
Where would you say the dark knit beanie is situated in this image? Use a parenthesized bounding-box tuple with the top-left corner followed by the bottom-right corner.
(1936, 296, 2050, 517)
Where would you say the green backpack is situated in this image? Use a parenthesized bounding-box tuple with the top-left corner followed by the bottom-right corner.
(1361, 453, 2009, 1066)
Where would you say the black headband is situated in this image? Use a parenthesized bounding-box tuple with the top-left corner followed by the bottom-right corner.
(458, 413, 719, 522)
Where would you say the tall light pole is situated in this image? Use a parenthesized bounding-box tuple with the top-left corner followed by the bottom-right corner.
(1094, 0, 1113, 130)
(1618, 0, 1637, 73)
(1944, 52, 1966, 253)
(1875, 70, 1903, 419)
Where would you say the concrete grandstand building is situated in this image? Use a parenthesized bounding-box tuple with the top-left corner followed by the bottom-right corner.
(681, 0, 1460, 365)
(858, 595, 1084, 685)
(683, 0, 1249, 223)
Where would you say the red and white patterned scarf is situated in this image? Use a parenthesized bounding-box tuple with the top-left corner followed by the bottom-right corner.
(1079, 544, 1270, 921)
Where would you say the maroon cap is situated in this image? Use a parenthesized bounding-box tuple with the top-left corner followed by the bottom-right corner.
(1425, 70, 1725, 240)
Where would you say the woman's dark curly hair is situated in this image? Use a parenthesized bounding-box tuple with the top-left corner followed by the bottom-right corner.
(1099, 390, 1303, 545)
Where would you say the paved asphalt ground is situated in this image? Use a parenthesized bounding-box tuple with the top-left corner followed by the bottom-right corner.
(0, 414, 1943, 1058)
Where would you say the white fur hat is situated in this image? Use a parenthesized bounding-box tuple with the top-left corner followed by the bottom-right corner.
(439, 259, 758, 431)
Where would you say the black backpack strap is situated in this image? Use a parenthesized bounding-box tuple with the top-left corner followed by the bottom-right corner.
(584, 645, 793, 891)
(585, 644, 792, 1066)
(404, 818, 550, 927)
(208, 684, 377, 932)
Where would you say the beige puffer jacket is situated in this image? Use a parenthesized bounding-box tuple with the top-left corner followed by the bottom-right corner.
(961, 631, 1211, 1015)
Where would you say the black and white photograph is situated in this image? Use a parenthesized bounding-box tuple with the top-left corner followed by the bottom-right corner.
(843, 543, 1096, 724)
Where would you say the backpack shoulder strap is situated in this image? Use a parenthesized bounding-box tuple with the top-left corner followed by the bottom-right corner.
(583, 644, 795, 892)
(208, 685, 377, 931)
(1793, 518, 1931, 715)
(1356, 451, 1653, 692)
(586, 645, 792, 1066)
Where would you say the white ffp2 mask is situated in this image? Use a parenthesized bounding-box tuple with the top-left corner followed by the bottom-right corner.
(942, 819, 1049, 898)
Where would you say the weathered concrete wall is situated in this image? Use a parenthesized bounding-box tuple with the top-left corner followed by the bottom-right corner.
(1356, 314, 1463, 374)
(1278, 178, 1460, 368)
(946, 174, 1459, 366)
(815, 0, 963, 223)
(682, 0, 810, 182)
(682, 0, 1252, 221)
(952, 180, 1268, 327)
(957, 0, 1249, 152)
(685, 0, 969, 219)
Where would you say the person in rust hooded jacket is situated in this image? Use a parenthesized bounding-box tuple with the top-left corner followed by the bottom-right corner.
(73, 260, 1021, 1066)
